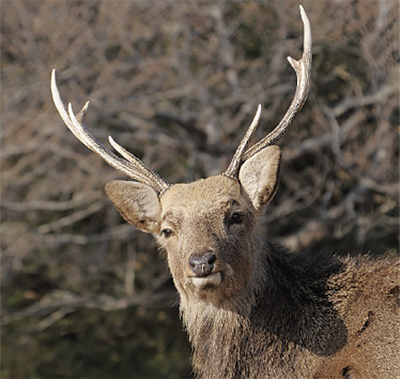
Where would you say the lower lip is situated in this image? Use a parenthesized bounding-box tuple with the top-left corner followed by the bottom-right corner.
(191, 272, 222, 289)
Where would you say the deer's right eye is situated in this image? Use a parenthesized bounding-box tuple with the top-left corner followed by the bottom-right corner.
(161, 228, 174, 238)
(230, 212, 243, 225)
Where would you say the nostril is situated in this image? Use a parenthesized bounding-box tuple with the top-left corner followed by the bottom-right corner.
(189, 257, 199, 268)
(205, 253, 217, 265)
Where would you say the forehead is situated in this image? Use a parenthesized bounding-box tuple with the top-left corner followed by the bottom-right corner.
(160, 175, 242, 211)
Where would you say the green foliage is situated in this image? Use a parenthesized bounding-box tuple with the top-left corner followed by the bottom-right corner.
(2, 307, 191, 378)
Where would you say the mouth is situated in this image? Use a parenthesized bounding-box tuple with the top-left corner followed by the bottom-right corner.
(191, 272, 222, 289)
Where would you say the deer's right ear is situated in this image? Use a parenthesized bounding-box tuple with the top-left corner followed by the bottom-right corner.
(238, 146, 281, 211)
(105, 181, 161, 234)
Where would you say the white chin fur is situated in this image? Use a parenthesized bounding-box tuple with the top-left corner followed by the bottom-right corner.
(192, 272, 222, 289)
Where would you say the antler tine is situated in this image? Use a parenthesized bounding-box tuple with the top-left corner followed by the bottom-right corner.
(223, 104, 262, 178)
(108, 136, 169, 191)
(50, 69, 170, 193)
(243, 5, 312, 162)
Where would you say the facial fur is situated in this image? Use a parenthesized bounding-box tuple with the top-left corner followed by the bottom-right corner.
(156, 175, 260, 306)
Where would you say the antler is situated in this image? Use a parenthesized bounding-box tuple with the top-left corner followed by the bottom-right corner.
(50, 69, 170, 194)
(223, 5, 312, 178)
(51, 5, 311, 187)
(223, 105, 262, 178)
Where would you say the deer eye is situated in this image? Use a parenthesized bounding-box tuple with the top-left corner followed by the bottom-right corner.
(161, 228, 174, 238)
(230, 212, 243, 225)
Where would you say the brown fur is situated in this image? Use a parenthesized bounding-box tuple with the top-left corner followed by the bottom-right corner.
(105, 154, 400, 378)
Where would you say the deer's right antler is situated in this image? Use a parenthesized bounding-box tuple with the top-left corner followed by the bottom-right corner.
(223, 5, 312, 178)
(50, 69, 170, 194)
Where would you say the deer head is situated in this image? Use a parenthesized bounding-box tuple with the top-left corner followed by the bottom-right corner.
(51, 6, 311, 308)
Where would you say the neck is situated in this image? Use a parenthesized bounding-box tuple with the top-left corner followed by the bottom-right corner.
(179, 243, 347, 378)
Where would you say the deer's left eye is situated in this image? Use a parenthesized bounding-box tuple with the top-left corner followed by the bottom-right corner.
(161, 228, 174, 238)
(230, 212, 243, 225)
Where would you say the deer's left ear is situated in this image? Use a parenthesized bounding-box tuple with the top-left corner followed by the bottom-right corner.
(238, 146, 281, 211)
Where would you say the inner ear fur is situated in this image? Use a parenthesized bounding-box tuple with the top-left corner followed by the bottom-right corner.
(238, 146, 281, 210)
(105, 180, 161, 234)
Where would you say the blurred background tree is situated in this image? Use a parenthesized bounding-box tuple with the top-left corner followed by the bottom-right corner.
(1, 1, 398, 378)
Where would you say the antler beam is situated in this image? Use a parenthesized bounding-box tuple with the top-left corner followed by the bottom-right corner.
(244, 5, 312, 160)
(224, 5, 312, 177)
(50, 69, 170, 194)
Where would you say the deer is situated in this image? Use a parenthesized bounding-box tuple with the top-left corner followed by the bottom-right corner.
(50, 6, 399, 379)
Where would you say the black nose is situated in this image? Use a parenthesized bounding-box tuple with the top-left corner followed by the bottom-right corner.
(189, 252, 217, 276)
